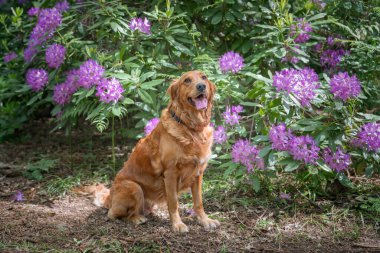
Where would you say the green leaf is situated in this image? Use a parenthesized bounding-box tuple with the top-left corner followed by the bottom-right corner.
(211, 12, 222, 24)
(112, 106, 121, 117)
(218, 153, 232, 160)
(244, 72, 272, 83)
(222, 162, 239, 177)
(308, 13, 327, 22)
(253, 135, 269, 142)
(259, 145, 272, 158)
(284, 161, 301, 172)
(337, 173, 355, 189)
(137, 89, 153, 104)
(112, 73, 132, 81)
(140, 79, 165, 90)
(251, 175, 261, 193)
(27, 92, 42, 106)
(122, 97, 134, 105)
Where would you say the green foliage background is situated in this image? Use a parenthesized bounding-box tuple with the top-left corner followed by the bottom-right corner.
(1, 0, 379, 194)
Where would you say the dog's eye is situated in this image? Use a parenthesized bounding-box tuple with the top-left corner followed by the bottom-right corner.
(184, 78, 192, 84)
(201, 75, 207, 80)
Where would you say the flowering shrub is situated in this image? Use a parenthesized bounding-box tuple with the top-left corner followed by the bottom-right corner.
(1, 0, 380, 194)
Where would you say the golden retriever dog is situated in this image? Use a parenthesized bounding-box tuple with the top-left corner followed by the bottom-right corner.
(93, 70, 220, 232)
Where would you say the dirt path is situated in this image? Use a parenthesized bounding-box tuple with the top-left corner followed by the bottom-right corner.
(0, 120, 379, 252)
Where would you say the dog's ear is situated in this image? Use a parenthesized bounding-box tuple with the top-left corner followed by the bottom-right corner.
(167, 79, 179, 101)
(208, 79, 217, 99)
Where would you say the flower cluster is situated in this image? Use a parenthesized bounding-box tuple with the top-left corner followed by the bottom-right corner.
(329, 72, 361, 101)
(53, 70, 79, 105)
(223, 105, 243, 125)
(232, 139, 265, 172)
(144, 118, 160, 135)
(3, 52, 17, 63)
(77, 59, 105, 88)
(269, 123, 293, 151)
(213, 125, 228, 144)
(129, 17, 151, 34)
(46, 43, 66, 69)
(26, 68, 49, 92)
(219, 51, 244, 73)
(320, 49, 349, 69)
(290, 18, 313, 44)
(27, 7, 40, 16)
(323, 147, 351, 172)
(272, 67, 320, 106)
(96, 78, 124, 103)
(269, 123, 320, 165)
(25, 7, 62, 62)
(288, 135, 320, 164)
(354, 122, 380, 152)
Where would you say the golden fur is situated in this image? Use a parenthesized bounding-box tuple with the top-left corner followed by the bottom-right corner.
(94, 70, 220, 232)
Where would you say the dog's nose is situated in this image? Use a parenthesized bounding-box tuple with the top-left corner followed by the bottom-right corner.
(196, 83, 206, 92)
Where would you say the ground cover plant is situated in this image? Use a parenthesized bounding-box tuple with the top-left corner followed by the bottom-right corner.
(0, 0, 379, 252)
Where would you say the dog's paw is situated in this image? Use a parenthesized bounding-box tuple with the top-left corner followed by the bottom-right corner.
(198, 217, 220, 230)
(172, 222, 189, 233)
(129, 215, 147, 225)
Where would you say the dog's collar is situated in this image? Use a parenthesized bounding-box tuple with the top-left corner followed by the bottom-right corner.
(170, 109, 184, 124)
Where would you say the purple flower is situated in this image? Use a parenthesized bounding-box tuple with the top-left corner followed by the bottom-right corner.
(46, 43, 66, 69)
(25, 7, 63, 62)
(280, 192, 291, 200)
(26, 68, 49, 92)
(27, 7, 40, 16)
(12, 191, 24, 202)
(354, 122, 380, 152)
(24, 46, 38, 63)
(54, 0, 70, 13)
(37, 8, 62, 31)
(288, 135, 320, 164)
(144, 118, 160, 135)
(3, 52, 17, 63)
(96, 78, 124, 103)
(329, 72, 361, 101)
(323, 147, 351, 172)
(272, 67, 320, 106)
(53, 71, 78, 104)
(129, 17, 151, 34)
(289, 135, 320, 164)
(213, 126, 228, 144)
(223, 105, 243, 125)
(290, 18, 313, 44)
(53, 69, 80, 105)
(219, 51, 244, 73)
(320, 49, 349, 69)
(186, 208, 196, 217)
(269, 123, 294, 151)
(77, 59, 105, 88)
(232, 139, 265, 172)
(312, 0, 326, 10)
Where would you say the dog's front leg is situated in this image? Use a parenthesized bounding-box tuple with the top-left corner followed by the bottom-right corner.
(191, 172, 220, 230)
(164, 170, 189, 233)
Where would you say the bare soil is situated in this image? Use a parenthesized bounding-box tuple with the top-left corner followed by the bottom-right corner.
(0, 119, 379, 253)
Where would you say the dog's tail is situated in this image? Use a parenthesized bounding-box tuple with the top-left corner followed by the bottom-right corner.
(73, 184, 111, 209)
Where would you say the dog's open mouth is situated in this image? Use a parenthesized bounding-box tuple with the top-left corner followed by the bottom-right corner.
(188, 94, 208, 110)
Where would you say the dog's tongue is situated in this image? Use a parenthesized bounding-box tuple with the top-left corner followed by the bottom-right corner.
(194, 97, 208, 110)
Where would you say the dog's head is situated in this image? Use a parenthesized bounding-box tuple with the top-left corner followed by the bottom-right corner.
(167, 70, 216, 112)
